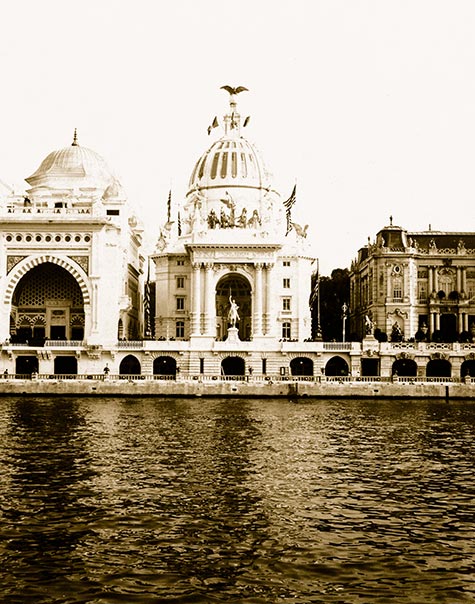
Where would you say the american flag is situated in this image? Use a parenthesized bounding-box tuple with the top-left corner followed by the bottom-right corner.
(283, 184, 296, 235)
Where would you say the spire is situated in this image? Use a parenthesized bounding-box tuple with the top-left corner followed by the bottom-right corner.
(72, 128, 78, 146)
(220, 85, 248, 136)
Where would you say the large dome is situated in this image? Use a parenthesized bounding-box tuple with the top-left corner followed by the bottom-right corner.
(188, 135, 272, 193)
(26, 132, 115, 193)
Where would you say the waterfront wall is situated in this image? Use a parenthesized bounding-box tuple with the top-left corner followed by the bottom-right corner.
(0, 377, 473, 399)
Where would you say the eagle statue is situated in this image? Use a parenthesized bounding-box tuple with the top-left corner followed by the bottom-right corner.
(220, 85, 249, 95)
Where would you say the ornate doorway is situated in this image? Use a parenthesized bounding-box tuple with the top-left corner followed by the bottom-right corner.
(216, 274, 252, 340)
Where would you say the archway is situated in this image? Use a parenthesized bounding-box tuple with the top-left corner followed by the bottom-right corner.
(15, 356, 39, 376)
(325, 356, 349, 377)
(119, 355, 141, 375)
(461, 360, 475, 378)
(10, 262, 84, 342)
(392, 358, 417, 377)
(426, 359, 451, 378)
(216, 274, 252, 341)
(54, 356, 78, 375)
(290, 357, 314, 376)
(221, 356, 245, 376)
(153, 356, 177, 377)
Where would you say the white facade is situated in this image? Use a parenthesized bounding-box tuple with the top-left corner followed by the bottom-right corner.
(0, 132, 144, 359)
(152, 90, 315, 354)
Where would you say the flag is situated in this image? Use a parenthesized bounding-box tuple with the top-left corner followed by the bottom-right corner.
(207, 116, 219, 135)
(143, 263, 152, 338)
(167, 189, 172, 222)
(177, 210, 182, 236)
(283, 184, 296, 235)
(243, 116, 250, 127)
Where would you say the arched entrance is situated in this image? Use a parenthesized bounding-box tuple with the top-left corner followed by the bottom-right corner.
(325, 356, 349, 376)
(392, 358, 417, 377)
(153, 356, 177, 377)
(426, 359, 451, 378)
(54, 356, 78, 375)
(10, 262, 84, 342)
(15, 356, 39, 376)
(119, 355, 141, 375)
(461, 360, 475, 378)
(221, 356, 245, 376)
(216, 275, 252, 341)
(290, 357, 314, 376)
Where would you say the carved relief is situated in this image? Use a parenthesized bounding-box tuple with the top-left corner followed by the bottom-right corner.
(69, 255, 89, 274)
(7, 256, 27, 273)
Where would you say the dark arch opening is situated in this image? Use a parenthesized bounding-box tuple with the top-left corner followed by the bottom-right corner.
(54, 356, 78, 375)
(119, 355, 141, 375)
(153, 356, 177, 377)
(392, 358, 417, 377)
(216, 274, 252, 341)
(290, 357, 314, 376)
(15, 355, 39, 376)
(461, 360, 475, 378)
(221, 356, 245, 376)
(325, 356, 349, 377)
(426, 359, 451, 378)
(11, 262, 84, 343)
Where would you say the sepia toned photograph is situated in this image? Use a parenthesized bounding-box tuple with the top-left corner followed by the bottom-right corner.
(0, 1, 474, 602)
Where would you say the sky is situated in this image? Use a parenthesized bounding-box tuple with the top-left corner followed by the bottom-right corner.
(1, 0, 475, 275)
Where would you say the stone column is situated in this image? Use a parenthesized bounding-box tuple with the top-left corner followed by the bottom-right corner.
(430, 311, 435, 334)
(462, 267, 467, 294)
(191, 262, 201, 335)
(456, 267, 462, 293)
(435, 312, 440, 331)
(253, 263, 263, 337)
(203, 263, 215, 337)
(433, 267, 438, 293)
(264, 263, 276, 336)
(428, 266, 434, 294)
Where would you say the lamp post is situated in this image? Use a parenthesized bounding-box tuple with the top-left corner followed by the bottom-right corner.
(342, 303, 348, 342)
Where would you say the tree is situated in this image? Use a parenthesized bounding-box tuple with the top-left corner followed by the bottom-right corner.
(311, 268, 350, 341)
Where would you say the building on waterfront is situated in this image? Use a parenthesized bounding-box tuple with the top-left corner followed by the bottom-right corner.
(150, 88, 315, 375)
(1, 92, 475, 381)
(0, 131, 145, 374)
(350, 219, 475, 343)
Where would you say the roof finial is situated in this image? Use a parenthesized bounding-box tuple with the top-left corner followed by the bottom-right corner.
(220, 85, 248, 135)
(72, 128, 78, 146)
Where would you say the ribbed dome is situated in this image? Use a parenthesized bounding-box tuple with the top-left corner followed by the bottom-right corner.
(26, 135, 115, 192)
(188, 136, 271, 192)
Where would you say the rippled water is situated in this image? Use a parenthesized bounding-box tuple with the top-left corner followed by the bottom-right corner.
(0, 397, 474, 603)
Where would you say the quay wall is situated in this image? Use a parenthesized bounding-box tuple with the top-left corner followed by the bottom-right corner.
(0, 378, 474, 399)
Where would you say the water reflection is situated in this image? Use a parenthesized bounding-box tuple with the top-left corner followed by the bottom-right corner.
(0, 397, 474, 603)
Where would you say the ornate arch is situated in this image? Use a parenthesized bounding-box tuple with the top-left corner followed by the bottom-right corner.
(4, 255, 91, 305)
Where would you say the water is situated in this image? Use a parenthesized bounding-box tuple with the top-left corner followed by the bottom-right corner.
(0, 397, 474, 603)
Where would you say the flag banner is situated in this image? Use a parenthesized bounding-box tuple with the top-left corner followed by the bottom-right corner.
(167, 190, 172, 222)
(144, 262, 152, 337)
(177, 211, 182, 236)
(283, 184, 296, 209)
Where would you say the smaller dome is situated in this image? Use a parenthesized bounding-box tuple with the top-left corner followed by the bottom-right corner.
(26, 132, 115, 193)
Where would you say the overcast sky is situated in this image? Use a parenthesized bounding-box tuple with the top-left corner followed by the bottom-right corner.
(1, 1, 474, 274)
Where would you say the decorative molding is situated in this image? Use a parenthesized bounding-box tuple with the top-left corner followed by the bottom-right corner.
(7, 256, 27, 273)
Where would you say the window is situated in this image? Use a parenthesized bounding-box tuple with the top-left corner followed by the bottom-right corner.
(199, 358, 205, 374)
(176, 297, 185, 311)
(106, 209, 120, 216)
(176, 276, 185, 289)
(177, 259, 185, 266)
(392, 277, 402, 301)
(176, 321, 185, 338)
(283, 261, 290, 267)
(283, 278, 290, 288)
(282, 322, 291, 339)
(282, 298, 291, 311)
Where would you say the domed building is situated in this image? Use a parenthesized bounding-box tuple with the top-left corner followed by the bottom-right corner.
(151, 89, 316, 375)
(0, 131, 144, 374)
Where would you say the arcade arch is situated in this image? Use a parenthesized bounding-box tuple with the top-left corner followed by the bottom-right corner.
(153, 356, 177, 377)
(392, 358, 417, 377)
(216, 274, 251, 341)
(119, 355, 141, 375)
(9, 261, 86, 342)
(290, 357, 313, 376)
(325, 356, 349, 377)
(221, 356, 245, 376)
